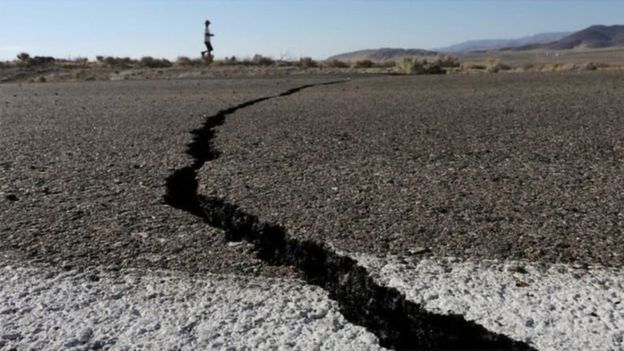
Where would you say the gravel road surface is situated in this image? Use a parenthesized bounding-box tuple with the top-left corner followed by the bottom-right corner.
(199, 72, 624, 266)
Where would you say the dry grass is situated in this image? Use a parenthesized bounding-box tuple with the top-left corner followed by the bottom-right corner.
(322, 60, 349, 68)
(3, 50, 624, 84)
(298, 57, 318, 68)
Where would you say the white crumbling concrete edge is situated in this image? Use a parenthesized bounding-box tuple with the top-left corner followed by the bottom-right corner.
(0, 264, 385, 351)
(352, 253, 624, 351)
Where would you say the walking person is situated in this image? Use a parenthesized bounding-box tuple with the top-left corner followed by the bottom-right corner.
(202, 20, 214, 61)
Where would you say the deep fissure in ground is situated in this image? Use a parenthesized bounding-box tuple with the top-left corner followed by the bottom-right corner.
(164, 80, 534, 350)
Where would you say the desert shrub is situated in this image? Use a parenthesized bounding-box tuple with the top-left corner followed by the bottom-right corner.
(551, 62, 600, 72)
(103, 56, 137, 68)
(211, 56, 238, 66)
(351, 59, 374, 69)
(435, 54, 461, 68)
(139, 56, 172, 68)
(425, 61, 445, 74)
(15, 53, 57, 67)
(31, 56, 55, 65)
(554, 63, 576, 71)
(462, 63, 487, 70)
(276, 60, 295, 67)
(71, 57, 89, 67)
(95, 55, 105, 62)
(297, 57, 318, 68)
(380, 60, 396, 68)
(225, 56, 237, 64)
(203, 53, 214, 64)
(398, 57, 445, 74)
(120, 57, 135, 66)
(175, 56, 194, 66)
(73, 70, 96, 81)
(252, 54, 274, 66)
(323, 59, 349, 68)
(593, 62, 610, 69)
(16, 52, 31, 64)
(484, 59, 510, 73)
(398, 57, 424, 74)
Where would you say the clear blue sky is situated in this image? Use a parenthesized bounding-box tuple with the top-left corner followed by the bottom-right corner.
(1, 0, 623, 60)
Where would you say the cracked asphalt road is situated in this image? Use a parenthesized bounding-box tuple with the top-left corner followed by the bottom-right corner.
(2, 72, 623, 350)
(0, 77, 336, 276)
(3, 73, 623, 271)
(0, 76, 532, 350)
(198, 72, 624, 267)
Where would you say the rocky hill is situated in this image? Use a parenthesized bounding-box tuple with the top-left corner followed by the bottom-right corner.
(505, 25, 624, 51)
(435, 32, 570, 53)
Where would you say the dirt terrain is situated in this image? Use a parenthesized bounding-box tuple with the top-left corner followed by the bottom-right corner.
(198, 72, 624, 267)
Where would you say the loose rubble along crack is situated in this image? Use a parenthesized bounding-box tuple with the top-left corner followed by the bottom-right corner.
(164, 80, 534, 350)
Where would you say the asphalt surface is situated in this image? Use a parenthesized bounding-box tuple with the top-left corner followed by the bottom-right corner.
(198, 72, 624, 267)
(2, 72, 623, 276)
(0, 78, 337, 277)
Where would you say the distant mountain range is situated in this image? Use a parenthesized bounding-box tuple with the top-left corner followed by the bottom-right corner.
(504, 25, 624, 51)
(326, 25, 624, 61)
(434, 32, 571, 53)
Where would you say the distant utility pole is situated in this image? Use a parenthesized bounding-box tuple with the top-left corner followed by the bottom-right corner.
(202, 20, 214, 62)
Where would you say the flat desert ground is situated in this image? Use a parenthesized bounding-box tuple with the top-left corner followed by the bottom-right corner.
(1, 72, 623, 350)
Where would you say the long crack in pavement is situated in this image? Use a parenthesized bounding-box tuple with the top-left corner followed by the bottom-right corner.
(164, 80, 534, 350)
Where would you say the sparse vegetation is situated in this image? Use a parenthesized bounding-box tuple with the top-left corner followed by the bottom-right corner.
(397, 57, 445, 74)
(323, 59, 349, 68)
(434, 55, 461, 68)
(139, 56, 172, 68)
(252, 54, 274, 66)
(511, 61, 604, 73)
(351, 60, 374, 69)
(72, 57, 89, 67)
(16, 52, 31, 64)
(73, 70, 96, 81)
(175, 56, 194, 66)
(102, 56, 135, 68)
(213, 56, 238, 66)
(2, 50, 622, 84)
(462, 63, 487, 70)
(14, 53, 55, 67)
(486, 59, 511, 73)
(298, 57, 318, 68)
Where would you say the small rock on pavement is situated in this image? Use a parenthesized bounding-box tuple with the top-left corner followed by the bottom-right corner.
(78, 327, 94, 343)
(408, 247, 431, 255)
(2, 332, 21, 341)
